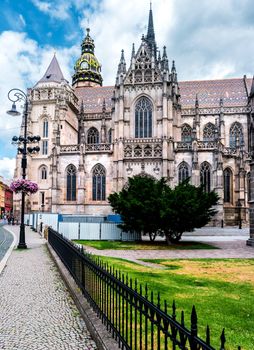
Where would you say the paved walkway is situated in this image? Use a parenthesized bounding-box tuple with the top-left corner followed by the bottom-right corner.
(0, 225, 97, 350)
(83, 228, 254, 265)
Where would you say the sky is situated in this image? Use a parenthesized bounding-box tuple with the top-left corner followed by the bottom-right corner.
(1, 0, 254, 179)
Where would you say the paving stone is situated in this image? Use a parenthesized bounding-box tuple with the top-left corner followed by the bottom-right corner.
(0, 226, 97, 350)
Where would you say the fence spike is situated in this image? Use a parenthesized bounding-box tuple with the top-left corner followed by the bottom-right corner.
(126, 274, 129, 286)
(135, 279, 138, 292)
(164, 300, 167, 314)
(220, 328, 226, 350)
(130, 278, 133, 289)
(206, 325, 210, 345)
(157, 292, 161, 308)
(140, 284, 142, 296)
(151, 291, 154, 304)
(181, 311, 184, 326)
(122, 274, 125, 283)
(191, 305, 197, 337)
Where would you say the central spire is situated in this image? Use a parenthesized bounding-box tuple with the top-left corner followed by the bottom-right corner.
(145, 3, 156, 57)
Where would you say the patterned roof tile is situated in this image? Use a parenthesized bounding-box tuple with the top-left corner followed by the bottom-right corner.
(74, 78, 252, 113)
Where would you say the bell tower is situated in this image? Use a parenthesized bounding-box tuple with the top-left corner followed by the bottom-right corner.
(72, 28, 103, 88)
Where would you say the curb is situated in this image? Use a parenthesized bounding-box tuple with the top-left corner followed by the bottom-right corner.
(46, 242, 119, 350)
(0, 226, 17, 275)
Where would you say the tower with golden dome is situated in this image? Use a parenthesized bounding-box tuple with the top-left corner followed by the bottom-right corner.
(72, 28, 102, 88)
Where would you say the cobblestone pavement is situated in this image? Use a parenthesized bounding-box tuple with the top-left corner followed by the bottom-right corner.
(0, 225, 97, 350)
(83, 228, 254, 265)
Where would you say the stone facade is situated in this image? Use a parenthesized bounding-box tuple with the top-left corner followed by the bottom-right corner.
(13, 8, 254, 226)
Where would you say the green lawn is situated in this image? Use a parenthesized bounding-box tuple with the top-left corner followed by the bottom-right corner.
(93, 257, 254, 350)
(74, 240, 218, 250)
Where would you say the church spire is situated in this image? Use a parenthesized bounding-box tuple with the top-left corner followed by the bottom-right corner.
(36, 54, 66, 85)
(145, 3, 156, 57)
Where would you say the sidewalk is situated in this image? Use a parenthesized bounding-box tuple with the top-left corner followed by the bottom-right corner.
(0, 225, 97, 350)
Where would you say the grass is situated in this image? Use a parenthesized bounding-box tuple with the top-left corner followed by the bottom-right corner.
(74, 240, 218, 250)
(93, 256, 254, 350)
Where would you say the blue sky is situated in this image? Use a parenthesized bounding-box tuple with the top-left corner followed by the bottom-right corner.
(1, 0, 254, 179)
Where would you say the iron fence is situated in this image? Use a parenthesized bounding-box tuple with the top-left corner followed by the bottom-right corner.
(48, 227, 241, 350)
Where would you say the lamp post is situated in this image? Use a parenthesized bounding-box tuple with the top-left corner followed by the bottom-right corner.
(7, 88, 40, 249)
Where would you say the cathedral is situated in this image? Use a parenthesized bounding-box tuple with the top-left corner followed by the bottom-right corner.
(13, 7, 254, 226)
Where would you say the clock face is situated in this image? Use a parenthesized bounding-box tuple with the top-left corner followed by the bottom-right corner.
(81, 61, 89, 69)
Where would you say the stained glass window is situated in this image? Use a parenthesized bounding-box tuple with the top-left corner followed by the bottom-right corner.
(87, 127, 99, 144)
(178, 162, 189, 183)
(92, 164, 106, 201)
(66, 164, 76, 201)
(200, 162, 211, 193)
(223, 168, 232, 203)
(203, 122, 216, 141)
(229, 122, 243, 148)
(135, 97, 152, 138)
(181, 124, 192, 142)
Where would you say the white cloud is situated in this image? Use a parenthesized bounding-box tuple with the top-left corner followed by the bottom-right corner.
(0, 158, 16, 180)
(31, 0, 70, 20)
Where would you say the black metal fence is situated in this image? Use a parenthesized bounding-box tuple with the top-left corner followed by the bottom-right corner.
(48, 227, 241, 350)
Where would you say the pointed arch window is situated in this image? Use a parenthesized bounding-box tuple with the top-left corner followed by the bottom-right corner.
(229, 122, 243, 148)
(203, 122, 216, 141)
(87, 127, 99, 144)
(223, 168, 233, 203)
(92, 164, 106, 201)
(43, 119, 48, 138)
(66, 165, 76, 201)
(108, 129, 112, 143)
(181, 124, 192, 142)
(178, 162, 190, 183)
(41, 166, 47, 180)
(135, 97, 152, 138)
(200, 162, 211, 193)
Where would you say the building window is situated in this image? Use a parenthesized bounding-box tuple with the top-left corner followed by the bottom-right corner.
(108, 129, 112, 143)
(87, 127, 99, 144)
(223, 168, 232, 203)
(41, 166, 47, 180)
(135, 97, 152, 138)
(229, 122, 243, 148)
(42, 140, 48, 155)
(92, 164, 106, 201)
(203, 122, 216, 141)
(43, 119, 48, 138)
(40, 192, 45, 210)
(178, 162, 189, 183)
(181, 124, 192, 142)
(66, 165, 76, 201)
(200, 161, 211, 193)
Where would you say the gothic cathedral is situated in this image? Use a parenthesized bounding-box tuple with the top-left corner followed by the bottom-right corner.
(13, 7, 254, 226)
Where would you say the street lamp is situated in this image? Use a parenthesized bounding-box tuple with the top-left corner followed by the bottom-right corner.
(7, 88, 40, 249)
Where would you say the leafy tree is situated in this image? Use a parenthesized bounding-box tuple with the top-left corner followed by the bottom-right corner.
(160, 179, 219, 243)
(108, 175, 166, 237)
(108, 175, 219, 244)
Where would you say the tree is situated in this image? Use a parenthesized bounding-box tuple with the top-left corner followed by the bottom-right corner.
(108, 175, 165, 237)
(160, 180, 219, 243)
(108, 175, 219, 244)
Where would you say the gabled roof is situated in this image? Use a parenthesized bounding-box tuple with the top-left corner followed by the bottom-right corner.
(74, 77, 251, 113)
(37, 55, 66, 84)
(179, 78, 251, 108)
